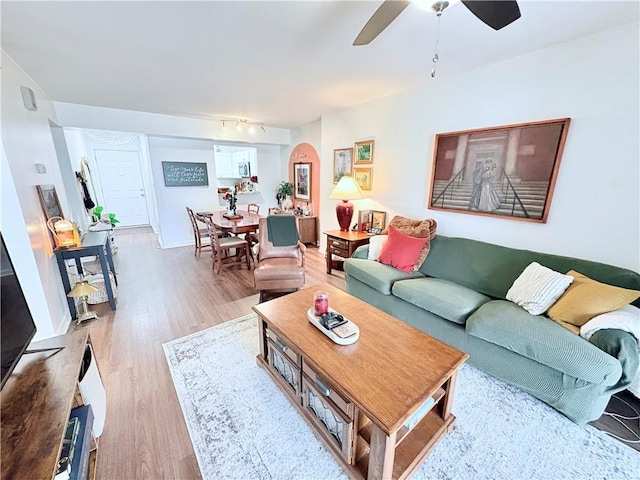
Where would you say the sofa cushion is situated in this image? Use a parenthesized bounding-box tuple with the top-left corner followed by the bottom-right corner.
(547, 270, 640, 332)
(392, 278, 491, 324)
(506, 262, 574, 315)
(343, 258, 424, 295)
(381, 216, 437, 271)
(466, 300, 622, 384)
(378, 226, 429, 273)
(419, 236, 640, 305)
(367, 234, 388, 261)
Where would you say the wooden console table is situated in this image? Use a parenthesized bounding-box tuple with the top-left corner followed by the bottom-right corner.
(54, 231, 117, 319)
(324, 230, 371, 274)
(1, 329, 101, 479)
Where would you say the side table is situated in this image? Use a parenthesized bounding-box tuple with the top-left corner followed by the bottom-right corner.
(324, 230, 371, 274)
(54, 231, 118, 319)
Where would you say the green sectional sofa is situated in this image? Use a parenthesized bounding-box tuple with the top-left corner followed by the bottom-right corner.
(344, 235, 640, 424)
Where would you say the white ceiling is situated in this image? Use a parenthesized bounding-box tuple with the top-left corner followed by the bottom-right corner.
(2, 1, 638, 128)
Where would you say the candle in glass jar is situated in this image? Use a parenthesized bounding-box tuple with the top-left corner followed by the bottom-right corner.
(314, 291, 329, 316)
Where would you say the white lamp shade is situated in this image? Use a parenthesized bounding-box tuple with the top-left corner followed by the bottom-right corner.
(329, 176, 365, 201)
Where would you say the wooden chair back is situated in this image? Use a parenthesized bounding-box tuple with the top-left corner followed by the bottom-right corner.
(248, 203, 260, 215)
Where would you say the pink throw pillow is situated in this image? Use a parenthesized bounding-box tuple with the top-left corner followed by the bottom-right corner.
(378, 225, 429, 273)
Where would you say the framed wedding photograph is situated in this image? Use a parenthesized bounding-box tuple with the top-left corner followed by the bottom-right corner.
(428, 118, 571, 223)
(333, 148, 353, 184)
(353, 167, 373, 191)
(294, 163, 311, 201)
(354, 140, 374, 164)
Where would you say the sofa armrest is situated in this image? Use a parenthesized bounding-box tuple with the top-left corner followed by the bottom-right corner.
(589, 329, 639, 390)
(352, 245, 369, 259)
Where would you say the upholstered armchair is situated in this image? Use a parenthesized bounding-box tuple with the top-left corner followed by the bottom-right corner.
(254, 216, 306, 302)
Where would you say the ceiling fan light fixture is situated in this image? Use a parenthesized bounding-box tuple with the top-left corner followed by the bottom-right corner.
(430, 0, 449, 15)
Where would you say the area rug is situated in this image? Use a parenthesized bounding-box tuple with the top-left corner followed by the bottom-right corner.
(163, 314, 640, 480)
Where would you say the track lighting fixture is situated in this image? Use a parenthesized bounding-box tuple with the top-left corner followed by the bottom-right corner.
(219, 118, 266, 135)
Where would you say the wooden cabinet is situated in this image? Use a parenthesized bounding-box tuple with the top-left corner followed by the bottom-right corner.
(1, 329, 102, 479)
(296, 215, 317, 245)
(215, 152, 236, 178)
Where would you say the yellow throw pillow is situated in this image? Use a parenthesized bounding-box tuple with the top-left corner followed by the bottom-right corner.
(547, 270, 640, 328)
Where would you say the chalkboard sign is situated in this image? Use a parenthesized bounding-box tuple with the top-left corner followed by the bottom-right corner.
(162, 162, 209, 187)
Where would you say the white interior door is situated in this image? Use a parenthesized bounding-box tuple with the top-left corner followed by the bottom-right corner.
(94, 150, 150, 227)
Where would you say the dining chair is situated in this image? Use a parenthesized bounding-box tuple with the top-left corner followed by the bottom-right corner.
(186, 207, 211, 258)
(245, 203, 261, 247)
(254, 216, 306, 302)
(248, 203, 260, 215)
(203, 216, 251, 274)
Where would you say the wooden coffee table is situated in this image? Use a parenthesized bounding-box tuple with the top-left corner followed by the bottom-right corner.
(253, 283, 468, 480)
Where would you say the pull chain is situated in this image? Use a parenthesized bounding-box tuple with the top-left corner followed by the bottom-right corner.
(431, 9, 442, 78)
(430, 1, 448, 78)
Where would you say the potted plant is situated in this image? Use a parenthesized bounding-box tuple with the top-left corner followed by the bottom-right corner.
(276, 181, 294, 210)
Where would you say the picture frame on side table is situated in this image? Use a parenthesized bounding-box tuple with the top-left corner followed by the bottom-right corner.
(353, 167, 373, 191)
(428, 118, 571, 223)
(294, 163, 311, 201)
(354, 140, 374, 164)
(333, 148, 353, 184)
(357, 210, 372, 233)
(370, 211, 387, 234)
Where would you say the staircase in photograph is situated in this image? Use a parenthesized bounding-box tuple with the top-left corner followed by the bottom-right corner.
(432, 179, 549, 218)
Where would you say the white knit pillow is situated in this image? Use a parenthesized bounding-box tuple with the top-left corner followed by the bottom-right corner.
(367, 235, 388, 261)
(506, 262, 574, 315)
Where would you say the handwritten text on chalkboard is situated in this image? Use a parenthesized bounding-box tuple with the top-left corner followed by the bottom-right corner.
(162, 162, 209, 187)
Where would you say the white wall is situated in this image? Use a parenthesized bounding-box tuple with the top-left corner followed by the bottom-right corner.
(54, 102, 291, 146)
(1, 52, 72, 338)
(147, 136, 283, 248)
(316, 22, 639, 271)
(63, 128, 160, 232)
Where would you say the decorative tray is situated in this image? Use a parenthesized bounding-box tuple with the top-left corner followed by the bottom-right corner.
(222, 213, 243, 220)
(306, 308, 359, 345)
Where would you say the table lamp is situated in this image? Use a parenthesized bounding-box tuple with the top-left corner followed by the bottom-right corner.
(67, 281, 99, 325)
(329, 176, 365, 231)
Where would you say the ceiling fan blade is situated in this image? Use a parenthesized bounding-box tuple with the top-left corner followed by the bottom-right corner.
(353, 0, 411, 46)
(461, 1, 521, 30)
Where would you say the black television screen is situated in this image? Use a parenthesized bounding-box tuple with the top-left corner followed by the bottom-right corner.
(1, 234, 37, 389)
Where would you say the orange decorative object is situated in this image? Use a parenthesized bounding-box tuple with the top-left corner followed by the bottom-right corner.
(47, 217, 79, 248)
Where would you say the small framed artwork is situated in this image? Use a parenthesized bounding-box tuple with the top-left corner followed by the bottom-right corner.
(428, 117, 571, 223)
(358, 210, 372, 233)
(333, 148, 353, 184)
(36, 184, 63, 221)
(238, 161, 250, 177)
(353, 167, 373, 191)
(370, 211, 387, 234)
(294, 163, 311, 201)
(354, 140, 374, 164)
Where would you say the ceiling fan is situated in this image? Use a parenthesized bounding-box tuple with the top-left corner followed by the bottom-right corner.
(353, 0, 521, 46)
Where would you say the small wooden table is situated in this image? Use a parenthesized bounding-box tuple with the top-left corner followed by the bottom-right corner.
(324, 230, 371, 274)
(253, 284, 468, 480)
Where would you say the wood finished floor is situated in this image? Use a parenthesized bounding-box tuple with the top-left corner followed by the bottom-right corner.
(80, 227, 639, 479)
(81, 227, 346, 479)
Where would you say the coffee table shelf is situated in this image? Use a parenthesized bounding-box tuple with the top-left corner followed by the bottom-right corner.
(253, 284, 467, 480)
